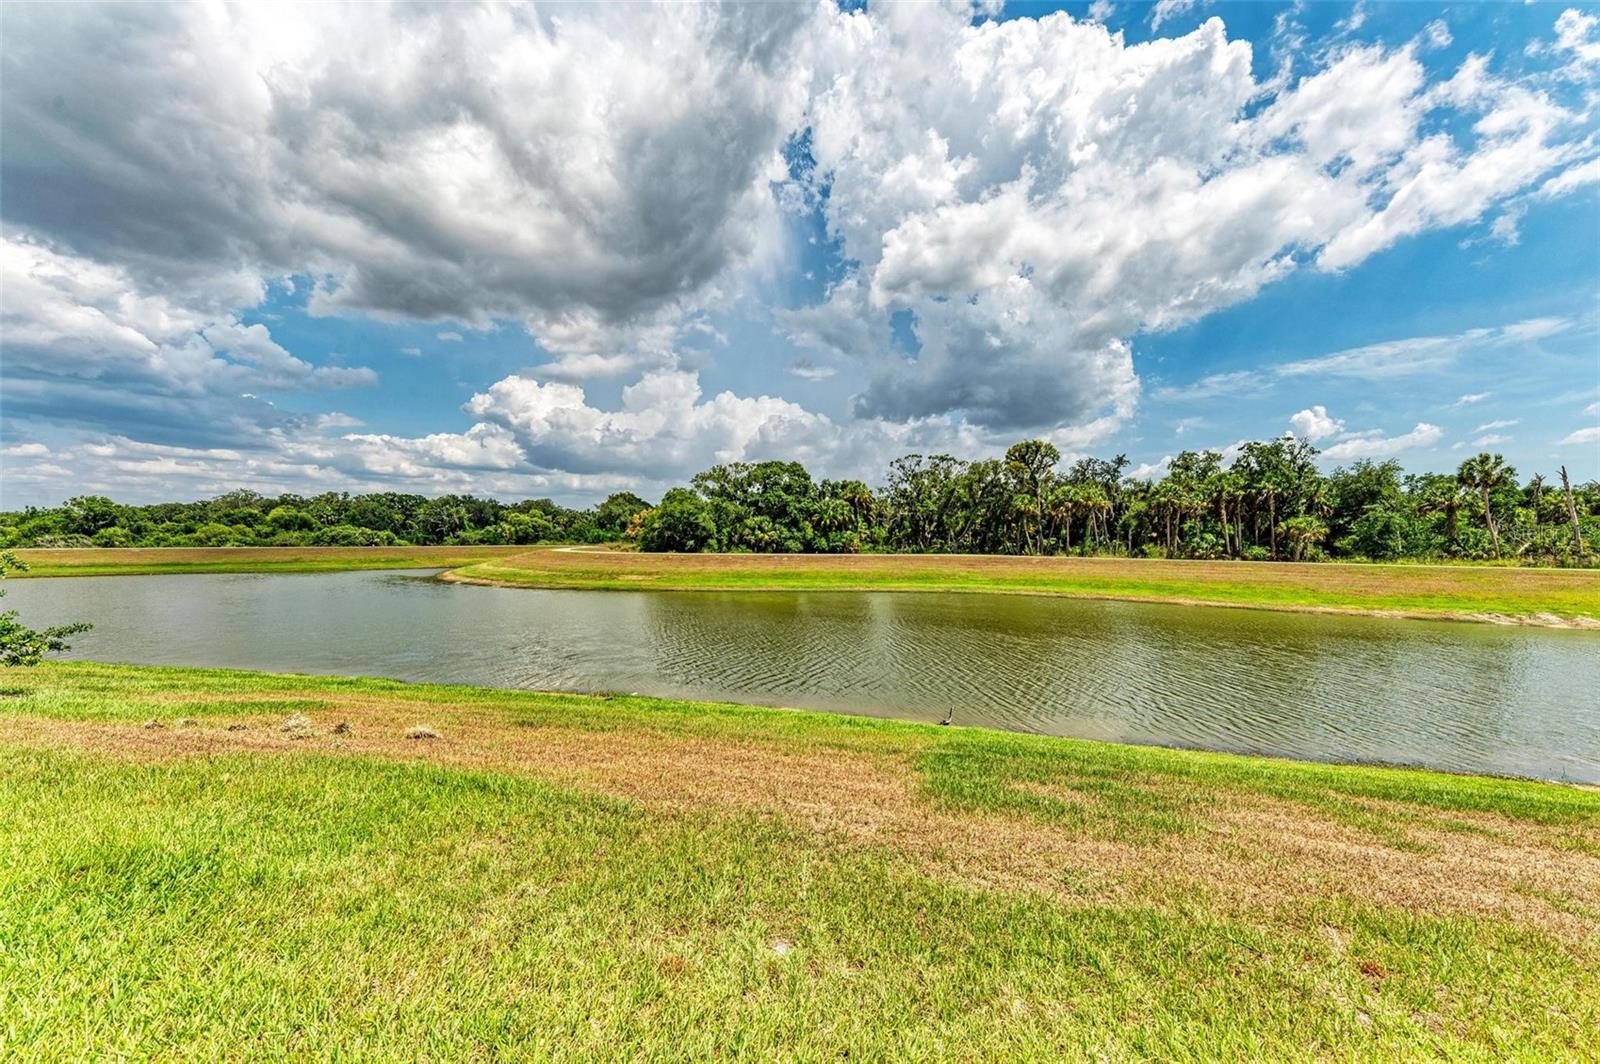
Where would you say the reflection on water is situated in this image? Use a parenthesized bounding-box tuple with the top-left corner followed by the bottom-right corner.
(7, 569, 1598, 782)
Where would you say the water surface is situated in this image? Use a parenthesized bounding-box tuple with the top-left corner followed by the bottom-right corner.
(8, 569, 1598, 782)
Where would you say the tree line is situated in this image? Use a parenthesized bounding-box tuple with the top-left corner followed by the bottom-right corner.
(4, 439, 1596, 564)
(0, 490, 652, 550)
(634, 441, 1596, 564)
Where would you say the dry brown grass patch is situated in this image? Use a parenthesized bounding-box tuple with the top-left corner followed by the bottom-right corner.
(3, 703, 1596, 942)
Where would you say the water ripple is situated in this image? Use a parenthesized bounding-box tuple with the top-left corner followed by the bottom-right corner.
(7, 572, 1598, 782)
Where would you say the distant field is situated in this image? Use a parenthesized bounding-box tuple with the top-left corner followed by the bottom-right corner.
(8, 544, 533, 577)
(450, 549, 1600, 626)
(1, 660, 1596, 1058)
(15, 545, 1600, 624)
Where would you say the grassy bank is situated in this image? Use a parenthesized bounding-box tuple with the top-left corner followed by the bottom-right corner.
(449, 550, 1600, 626)
(2, 662, 1596, 1059)
(8, 544, 534, 577)
(18, 546, 1600, 625)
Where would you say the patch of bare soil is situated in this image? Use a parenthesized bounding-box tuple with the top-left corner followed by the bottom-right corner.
(4, 702, 1597, 942)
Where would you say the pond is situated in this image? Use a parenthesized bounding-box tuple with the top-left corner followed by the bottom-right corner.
(7, 569, 1599, 782)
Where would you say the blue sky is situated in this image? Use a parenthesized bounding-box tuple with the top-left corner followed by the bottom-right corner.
(2, 0, 1597, 507)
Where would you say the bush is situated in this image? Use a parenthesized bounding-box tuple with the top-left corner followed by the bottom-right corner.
(186, 523, 247, 547)
(311, 525, 399, 547)
(1182, 530, 1227, 560)
(1340, 507, 1437, 561)
(266, 506, 317, 532)
(1, 551, 90, 666)
(31, 534, 94, 549)
(92, 527, 135, 548)
(1451, 526, 1496, 561)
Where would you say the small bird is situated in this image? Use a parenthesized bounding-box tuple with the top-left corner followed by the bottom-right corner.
(938, 707, 954, 726)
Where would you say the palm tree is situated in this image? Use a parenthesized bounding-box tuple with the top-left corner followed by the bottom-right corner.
(1457, 453, 1514, 559)
(1208, 471, 1244, 556)
(1414, 473, 1463, 544)
(1277, 515, 1328, 562)
(1081, 484, 1111, 550)
(1046, 484, 1079, 551)
(1011, 492, 1041, 555)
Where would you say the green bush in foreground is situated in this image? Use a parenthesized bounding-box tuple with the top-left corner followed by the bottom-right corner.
(0, 551, 89, 666)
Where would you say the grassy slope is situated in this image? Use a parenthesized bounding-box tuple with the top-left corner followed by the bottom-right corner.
(8, 545, 534, 577)
(450, 550, 1600, 624)
(2, 662, 1597, 1059)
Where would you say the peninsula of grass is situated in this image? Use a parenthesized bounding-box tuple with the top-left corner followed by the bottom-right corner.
(7, 544, 535, 578)
(2, 661, 1596, 1059)
(448, 549, 1600, 626)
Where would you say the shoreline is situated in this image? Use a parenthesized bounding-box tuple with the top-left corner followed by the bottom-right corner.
(8, 657, 1599, 808)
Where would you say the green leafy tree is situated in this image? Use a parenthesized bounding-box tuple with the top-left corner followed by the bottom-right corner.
(882, 454, 966, 552)
(63, 496, 123, 537)
(345, 498, 403, 533)
(0, 552, 90, 667)
(637, 489, 716, 552)
(594, 492, 653, 536)
(499, 511, 557, 545)
(266, 506, 318, 532)
(412, 498, 471, 544)
(1340, 504, 1434, 561)
(692, 461, 818, 552)
(1232, 437, 1316, 559)
(1004, 440, 1060, 554)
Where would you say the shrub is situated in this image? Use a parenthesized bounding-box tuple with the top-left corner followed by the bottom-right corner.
(186, 523, 247, 547)
(311, 525, 398, 547)
(31, 534, 94, 549)
(266, 506, 318, 532)
(92, 527, 135, 548)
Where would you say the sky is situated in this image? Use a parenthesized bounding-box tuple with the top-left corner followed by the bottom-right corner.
(2, 0, 1598, 509)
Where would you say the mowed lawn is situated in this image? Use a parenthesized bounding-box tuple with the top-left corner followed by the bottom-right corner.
(450, 549, 1600, 624)
(2, 662, 1597, 1059)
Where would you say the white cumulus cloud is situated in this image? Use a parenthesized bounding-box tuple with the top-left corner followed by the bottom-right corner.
(1289, 405, 1347, 442)
(1321, 422, 1444, 460)
(4, 2, 1599, 500)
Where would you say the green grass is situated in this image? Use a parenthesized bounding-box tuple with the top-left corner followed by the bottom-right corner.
(16, 546, 1600, 622)
(451, 551, 1600, 625)
(8, 545, 536, 578)
(1, 662, 1597, 1059)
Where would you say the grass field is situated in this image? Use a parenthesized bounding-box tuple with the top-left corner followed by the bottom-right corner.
(7, 545, 533, 577)
(448, 549, 1600, 626)
(17, 546, 1600, 625)
(2, 661, 1596, 1059)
